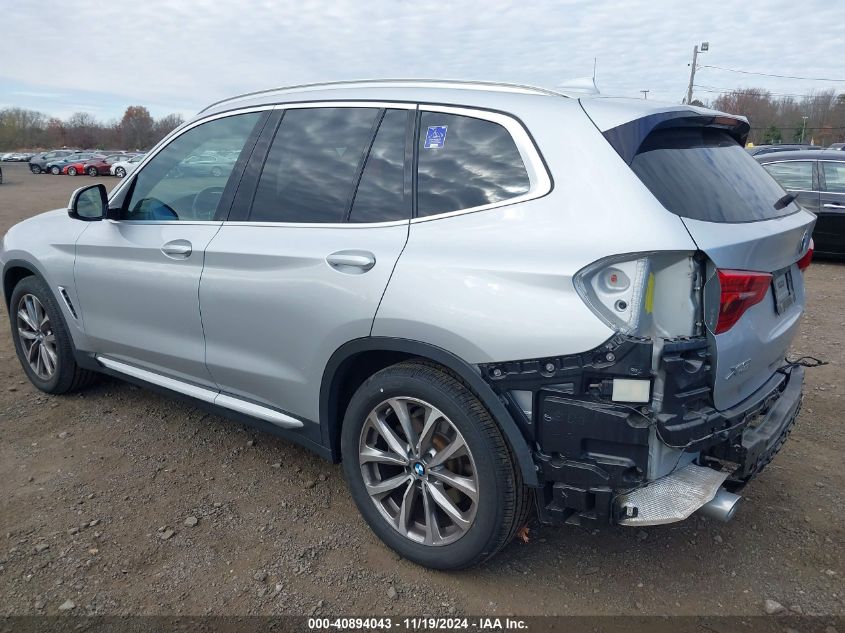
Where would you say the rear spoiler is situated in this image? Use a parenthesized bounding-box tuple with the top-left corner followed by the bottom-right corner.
(600, 111, 750, 165)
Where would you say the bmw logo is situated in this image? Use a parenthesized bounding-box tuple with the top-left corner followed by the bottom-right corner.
(413, 462, 426, 477)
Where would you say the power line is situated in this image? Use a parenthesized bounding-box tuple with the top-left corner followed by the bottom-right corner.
(693, 84, 842, 99)
(698, 64, 845, 82)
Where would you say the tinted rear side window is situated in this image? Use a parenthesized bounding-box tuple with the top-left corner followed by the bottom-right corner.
(822, 161, 845, 193)
(250, 107, 379, 223)
(348, 109, 410, 223)
(631, 128, 798, 222)
(416, 112, 529, 217)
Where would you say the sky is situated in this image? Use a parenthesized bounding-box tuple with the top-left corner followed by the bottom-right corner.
(1, 0, 843, 121)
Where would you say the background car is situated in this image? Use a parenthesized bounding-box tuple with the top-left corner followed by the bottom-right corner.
(45, 152, 98, 175)
(747, 144, 823, 156)
(83, 154, 133, 176)
(29, 150, 78, 174)
(828, 143, 845, 151)
(168, 152, 237, 178)
(63, 154, 106, 176)
(110, 154, 145, 178)
(756, 150, 845, 257)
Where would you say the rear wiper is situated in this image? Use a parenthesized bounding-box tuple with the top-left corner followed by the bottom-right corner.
(774, 192, 797, 210)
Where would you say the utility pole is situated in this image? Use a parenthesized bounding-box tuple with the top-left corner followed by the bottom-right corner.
(801, 116, 808, 143)
(685, 41, 709, 104)
(640, 90, 649, 99)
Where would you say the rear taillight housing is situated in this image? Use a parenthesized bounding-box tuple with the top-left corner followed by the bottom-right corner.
(797, 238, 813, 272)
(714, 269, 772, 334)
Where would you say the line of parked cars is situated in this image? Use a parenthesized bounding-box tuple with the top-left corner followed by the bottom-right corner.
(24, 149, 146, 177)
(0, 152, 36, 162)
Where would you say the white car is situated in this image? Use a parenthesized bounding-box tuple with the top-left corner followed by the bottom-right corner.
(110, 154, 145, 178)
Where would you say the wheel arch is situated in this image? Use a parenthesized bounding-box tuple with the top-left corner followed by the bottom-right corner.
(320, 337, 539, 487)
(3, 259, 42, 309)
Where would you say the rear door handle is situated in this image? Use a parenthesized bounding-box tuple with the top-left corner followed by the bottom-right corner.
(326, 250, 376, 273)
(161, 240, 192, 259)
(822, 203, 845, 209)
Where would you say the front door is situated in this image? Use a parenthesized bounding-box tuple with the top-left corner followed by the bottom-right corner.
(73, 110, 265, 385)
(200, 105, 414, 427)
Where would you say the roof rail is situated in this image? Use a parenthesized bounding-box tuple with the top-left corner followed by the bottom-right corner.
(197, 78, 570, 114)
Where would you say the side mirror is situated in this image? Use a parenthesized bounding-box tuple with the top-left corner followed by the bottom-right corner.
(68, 184, 108, 221)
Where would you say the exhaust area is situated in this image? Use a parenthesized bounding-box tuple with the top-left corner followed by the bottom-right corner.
(697, 488, 741, 523)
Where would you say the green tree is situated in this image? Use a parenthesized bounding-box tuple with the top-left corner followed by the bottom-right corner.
(762, 125, 782, 144)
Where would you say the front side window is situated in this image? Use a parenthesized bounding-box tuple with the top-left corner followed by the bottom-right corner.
(250, 107, 380, 223)
(822, 161, 845, 193)
(416, 111, 530, 217)
(762, 161, 815, 191)
(123, 112, 260, 221)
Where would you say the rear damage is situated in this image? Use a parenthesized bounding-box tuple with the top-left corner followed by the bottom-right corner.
(481, 98, 813, 528)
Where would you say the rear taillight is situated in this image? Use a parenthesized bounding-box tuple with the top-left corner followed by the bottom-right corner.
(574, 255, 651, 333)
(797, 238, 813, 272)
(715, 269, 772, 334)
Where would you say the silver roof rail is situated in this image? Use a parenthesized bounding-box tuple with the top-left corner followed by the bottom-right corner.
(197, 78, 571, 114)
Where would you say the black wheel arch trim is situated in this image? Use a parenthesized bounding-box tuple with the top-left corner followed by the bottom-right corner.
(3, 258, 47, 308)
(320, 337, 540, 487)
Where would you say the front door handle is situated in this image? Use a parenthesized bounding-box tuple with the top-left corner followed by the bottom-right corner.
(161, 239, 192, 259)
(326, 250, 376, 273)
(822, 203, 845, 209)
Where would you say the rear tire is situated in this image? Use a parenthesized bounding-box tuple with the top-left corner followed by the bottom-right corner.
(50, 166, 60, 175)
(341, 360, 529, 569)
(30, 165, 41, 174)
(67, 166, 77, 176)
(115, 167, 126, 178)
(9, 276, 98, 394)
(87, 167, 98, 176)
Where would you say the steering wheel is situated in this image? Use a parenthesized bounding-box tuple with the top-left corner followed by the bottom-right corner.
(192, 186, 225, 220)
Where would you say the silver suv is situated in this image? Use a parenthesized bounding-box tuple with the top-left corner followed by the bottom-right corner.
(1, 80, 813, 569)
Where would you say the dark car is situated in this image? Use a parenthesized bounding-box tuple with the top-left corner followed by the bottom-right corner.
(29, 150, 78, 174)
(756, 150, 845, 257)
(44, 152, 98, 175)
(83, 154, 135, 176)
(747, 144, 823, 156)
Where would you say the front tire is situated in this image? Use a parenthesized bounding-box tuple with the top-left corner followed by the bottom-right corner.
(67, 166, 77, 176)
(50, 166, 60, 175)
(341, 360, 530, 569)
(9, 276, 98, 394)
(115, 167, 126, 178)
(30, 164, 42, 174)
(87, 167, 98, 176)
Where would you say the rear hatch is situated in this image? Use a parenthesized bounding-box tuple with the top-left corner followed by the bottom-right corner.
(581, 98, 814, 410)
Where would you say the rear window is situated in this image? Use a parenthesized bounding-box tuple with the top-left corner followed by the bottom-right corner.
(631, 128, 798, 222)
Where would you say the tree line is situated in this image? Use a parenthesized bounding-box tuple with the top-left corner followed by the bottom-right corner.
(706, 88, 845, 146)
(0, 106, 185, 151)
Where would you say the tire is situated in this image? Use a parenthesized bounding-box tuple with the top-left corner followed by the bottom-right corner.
(115, 167, 126, 178)
(67, 166, 77, 176)
(87, 167, 98, 176)
(341, 360, 529, 569)
(9, 276, 98, 395)
(50, 166, 60, 175)
(30, 165, 42, 174)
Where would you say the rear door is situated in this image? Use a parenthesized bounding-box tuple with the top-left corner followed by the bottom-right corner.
(628, 125, 814, 409)
(200, 104, 413, 427)
(817, 159, 845, 256)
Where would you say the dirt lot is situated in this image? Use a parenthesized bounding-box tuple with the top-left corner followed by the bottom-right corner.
(0, 161, 843, 617)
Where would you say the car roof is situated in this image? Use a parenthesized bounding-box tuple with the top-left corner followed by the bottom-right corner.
(754, 150, 845, 162)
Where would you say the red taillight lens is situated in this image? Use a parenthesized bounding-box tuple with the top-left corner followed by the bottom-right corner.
(715, 269, 772, 334)
(797, 238, 813, 272)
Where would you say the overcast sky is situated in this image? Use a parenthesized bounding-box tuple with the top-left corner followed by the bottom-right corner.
(1, 0, 843, 121)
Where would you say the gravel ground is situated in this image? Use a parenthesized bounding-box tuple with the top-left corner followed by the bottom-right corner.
(0, 161, 842, 617)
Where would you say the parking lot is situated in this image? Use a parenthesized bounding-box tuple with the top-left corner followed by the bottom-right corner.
(0, 160, 843, 617)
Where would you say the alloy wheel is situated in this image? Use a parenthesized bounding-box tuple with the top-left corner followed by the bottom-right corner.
(68, 167, 77, 176)
(358, 397, 479, 546)
(115, 167, 125, 178)
(88, 167, 98, 176)
(16, 294, 57, 380)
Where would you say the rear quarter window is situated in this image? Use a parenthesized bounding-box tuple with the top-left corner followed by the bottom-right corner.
(631, 128, 799, 223)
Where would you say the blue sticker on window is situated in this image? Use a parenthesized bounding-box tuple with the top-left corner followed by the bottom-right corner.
(424, 125, 447, 149)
